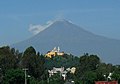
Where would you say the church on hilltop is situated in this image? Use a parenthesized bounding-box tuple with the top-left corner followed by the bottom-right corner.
(45, 47, 64, 58)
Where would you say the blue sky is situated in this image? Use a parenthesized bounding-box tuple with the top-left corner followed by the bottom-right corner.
(0, 0, 120, 46)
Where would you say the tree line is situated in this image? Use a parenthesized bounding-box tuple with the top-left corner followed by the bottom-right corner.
(0, 46, 120, 84)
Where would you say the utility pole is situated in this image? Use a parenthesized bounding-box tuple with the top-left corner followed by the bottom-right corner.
(23, 68, 28, 84)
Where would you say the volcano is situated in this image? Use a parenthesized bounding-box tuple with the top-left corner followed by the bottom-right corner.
(11, 19, 120, 64)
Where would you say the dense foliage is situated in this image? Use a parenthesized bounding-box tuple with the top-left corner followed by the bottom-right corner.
(0, 46, 120, 84)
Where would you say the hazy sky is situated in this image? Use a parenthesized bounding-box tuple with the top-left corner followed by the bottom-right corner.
(0, 0, 120, 46)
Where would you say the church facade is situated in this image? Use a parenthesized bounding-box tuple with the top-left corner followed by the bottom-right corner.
(45, 47, 64, 58)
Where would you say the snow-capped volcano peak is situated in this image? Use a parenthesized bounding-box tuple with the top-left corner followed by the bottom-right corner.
(29, 19, 73, 35)
(53, 19, 73, 24)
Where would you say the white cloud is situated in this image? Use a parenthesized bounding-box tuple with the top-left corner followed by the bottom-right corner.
(29, 20, 54, 35)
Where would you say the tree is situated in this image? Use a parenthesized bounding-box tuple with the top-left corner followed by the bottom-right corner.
(75, 54, 101, 83)
(49, 73, 64, 84)
(3, 69, 24, 84)
(21, 46, 36, 70)
(95, 63, 114, 81)
(78, 54, 100, 75)
(84, 71, 97, 84)
(21, 46, 45, 79)
(111, 65, 120, 83)
(0, 46, 18, 73)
